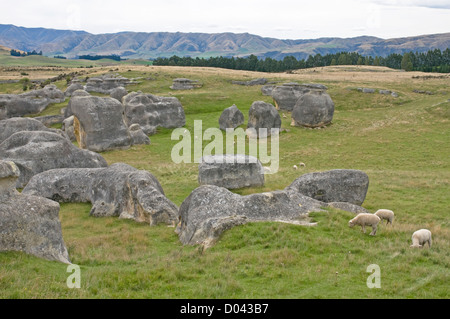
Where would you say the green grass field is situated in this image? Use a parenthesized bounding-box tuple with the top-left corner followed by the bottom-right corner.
(0, 65, 449, 299)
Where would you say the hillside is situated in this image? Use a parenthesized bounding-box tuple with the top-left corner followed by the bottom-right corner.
(1, 24, 449, 60)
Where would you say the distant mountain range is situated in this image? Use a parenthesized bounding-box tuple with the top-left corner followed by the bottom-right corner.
(1, 24, 449, 60)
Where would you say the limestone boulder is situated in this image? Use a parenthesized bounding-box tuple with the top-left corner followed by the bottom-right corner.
(247, 101, 281, 138)
(0, 160, 70, 264)
(129, 124, 151, 145)
(291, 89, 335, 128)
(0, 131, 107, 188)
(198, 155, 264, 189)
(271, 83, 310, 111)
(170, 78, 202, 90)
(219, 104, 245, 131)
(23, 163, 178, 226)
(64, 83, 84, 97)
(110, 86, 128, 102)
(286, 169, 369, 206)
(122, 92, 186, 135)
(70, 95, 132, 152)
(85, 75, 133, 94)
(0, 117, 67, 143)
(176, 185, 324, 247)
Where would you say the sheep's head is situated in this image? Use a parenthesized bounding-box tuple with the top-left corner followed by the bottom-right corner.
(348, 220, 355, 228)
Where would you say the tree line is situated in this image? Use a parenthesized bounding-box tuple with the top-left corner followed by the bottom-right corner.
(10, 49, 43, 57)
(152, 49, 450, 73)
(78, 54, 122, 61)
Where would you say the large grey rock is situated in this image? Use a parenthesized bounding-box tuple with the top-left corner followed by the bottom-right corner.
(0, 160, 70, 264)
(170, 78, 202, 90)
(271, 83, 310, 111)
(64, 90, 90, 118)
(23, 163, 178, 226)
(219, 104, 245, 131)
(110, 86, 128, 102)
(0, 117, 67, 143)
(64, 83, 84, 97)
(70, 95, 132, 152)
(62, 116, 76, 142)
(33, 115, 64, 127)
(261, 85, 275, 96)
(286, 169, 369, 206)
(247, 101, 281, 138)
(0, 131, 107, 188)
(291, 89, 335, 128)
(198, 155, 264, 189)
(122, 92, 186, 135)
(0, 84, 65, 119)
(176, 185, 324, 247)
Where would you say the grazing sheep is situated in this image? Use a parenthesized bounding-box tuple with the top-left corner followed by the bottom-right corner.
(293, 165, 298, 170)
(374, 209, 394, 225)
(349, 213, 381, 236)
(410, 229, 432, 248)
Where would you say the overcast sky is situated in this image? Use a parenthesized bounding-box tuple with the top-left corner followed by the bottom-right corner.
(1, 0, 449, 39)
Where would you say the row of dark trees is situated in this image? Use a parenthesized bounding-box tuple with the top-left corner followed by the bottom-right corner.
(10, 49, 43, 57)
(78, 54, 122, 61)
(152, 49, 450, 73)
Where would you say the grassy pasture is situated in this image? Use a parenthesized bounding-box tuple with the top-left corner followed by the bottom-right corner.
(0, 65, 448, 299)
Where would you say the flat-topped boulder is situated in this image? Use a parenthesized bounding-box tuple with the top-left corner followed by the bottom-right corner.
(0, 160, 70, 264)
(247, 101, 281, 138)
(198, 154, 264, 189)
(122, 92, 186, 135)
(170, 78, 202, 90)
(23, 163, 178, 226)
(0, 85, 65, 120)
(85, 74, 135, 94)
(0, 117, 67, 143)
(286, 169, 369, 206)
(232, 78, 267, 86)
(219, 104, 245, 131)
(0, 131, 107, 188)
(70, 95, 132, 152)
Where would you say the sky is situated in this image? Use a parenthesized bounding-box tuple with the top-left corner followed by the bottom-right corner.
(1, 0, 449, 39)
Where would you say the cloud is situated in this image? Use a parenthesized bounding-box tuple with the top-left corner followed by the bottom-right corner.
(372, 0, 450, 9)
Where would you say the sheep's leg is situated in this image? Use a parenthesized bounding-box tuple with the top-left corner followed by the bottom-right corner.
(370, 225, 377, 236)
(361, 225, 366, 233)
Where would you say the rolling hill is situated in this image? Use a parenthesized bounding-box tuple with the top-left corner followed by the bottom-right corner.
(0, 24, 449, 60)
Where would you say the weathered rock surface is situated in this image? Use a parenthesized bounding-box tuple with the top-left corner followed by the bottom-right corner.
(198, 155, 264, 189)
(64, 89, 90, 118)
(247, 101, 281, 138)
(219, 104, 245, 131)
(291, 89, 335, 128)
(110, 86, 128, 102)
(129, 124, 151, 145)
(0, 85, 65, 119)
(261, 85, 276, 96)
(70, 95, 132, 152)
(170, 78, 202, 90)
(176, 185, 324, 247)
(85, 74, 134, 94)
(62, 116, 76, 141)
(271, 83, 310, 111)
(0, 117, 67, 143)
(232, 78, 267, 86)
(64, 82, 84, 97)
(286, 169, 369, 206)
(23, 163, 178, 226)
(0, 160, 70, 264)
(0, 131, 107, 188)
(122, 92, 186, 135)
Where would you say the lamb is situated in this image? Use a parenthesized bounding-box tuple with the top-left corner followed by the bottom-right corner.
(410, 229, 432, 248)
(374, 209, 394, 225)
(348, 213, 381, 236)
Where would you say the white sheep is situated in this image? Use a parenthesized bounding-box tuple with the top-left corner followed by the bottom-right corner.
(374, 209, 394, 225)
(410, 229, 432, 248)
(348, 213, 381, 236)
